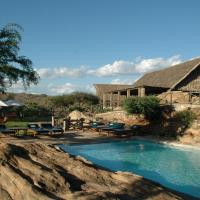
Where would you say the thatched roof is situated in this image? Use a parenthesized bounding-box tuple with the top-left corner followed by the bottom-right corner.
(133, 58, 200, 90)
(94, 84, 131, 96)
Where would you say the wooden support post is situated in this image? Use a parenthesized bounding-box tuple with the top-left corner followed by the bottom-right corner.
(79, 118, 84, 130)
(199, 92, 200, 104)
(127, 89, 131, 98)
(63, 119, 67, 132)
(170, 92, 173, 105)
(189, 91, 192, 104)
(138, 88, 141, 97)
(102, 93, 106, 109)
(140, 87, 145, 97)
(51, 108, 55, 126)
(51, 116, 55, 126)
(63, 117, 70, 131)
(117, 91, 120, 107)
(109, 92, 113, 110)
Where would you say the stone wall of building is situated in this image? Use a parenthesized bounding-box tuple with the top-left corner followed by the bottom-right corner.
(158, 91, 200, 105)
(158, 91, 189, 104)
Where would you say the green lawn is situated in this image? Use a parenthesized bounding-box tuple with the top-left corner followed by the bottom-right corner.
(6, 121, 29, 128)
(5, 115, 55, 128)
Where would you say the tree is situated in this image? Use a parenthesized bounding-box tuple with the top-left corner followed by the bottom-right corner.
(51, 92, 99, 108)
(0, 23, 39, 92)
(70, 92, 99, 106)
(50, 92, 99, 113)
(176, 110, 196, 128)
(123, 96, 161, 120)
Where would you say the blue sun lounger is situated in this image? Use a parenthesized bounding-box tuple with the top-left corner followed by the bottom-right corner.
(27, 123, 49, 134)
(40, 123, 64, 134)
(0, 124, 15, 134)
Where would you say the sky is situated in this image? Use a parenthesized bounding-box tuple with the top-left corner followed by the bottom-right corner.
(1, 0, 200, 95)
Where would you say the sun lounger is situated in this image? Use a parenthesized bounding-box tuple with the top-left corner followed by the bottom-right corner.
(40, 123, 64, 134)
(93, 122, 125, 135)
(90, 122, 106, 131)
(27, 123, 49, 134)
(91, 122, 105, 127)
(112, 128, 134, 137)
(100, 122, 125, 132)
(10, 127, 28, 135)
(0, 124, 15, 134)
(112, 125, 142, 137)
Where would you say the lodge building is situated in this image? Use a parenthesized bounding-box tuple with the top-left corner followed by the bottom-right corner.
(94, 58, 200, 108)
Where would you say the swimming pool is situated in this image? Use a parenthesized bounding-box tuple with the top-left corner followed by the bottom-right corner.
(59, 140, 200, 198)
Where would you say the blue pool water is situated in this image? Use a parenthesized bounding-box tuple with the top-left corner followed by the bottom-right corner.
(59, 140, 200, 198)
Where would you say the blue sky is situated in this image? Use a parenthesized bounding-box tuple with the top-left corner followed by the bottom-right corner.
(1, 0, 200, 95)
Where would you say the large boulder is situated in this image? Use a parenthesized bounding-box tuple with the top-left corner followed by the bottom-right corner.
(95, 110, 147, 125)
(69, 110, 93, 122)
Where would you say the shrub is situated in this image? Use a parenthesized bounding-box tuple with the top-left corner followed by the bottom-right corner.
(50, 92, 99, 114)
(22, 102, 51, 119)
(176, 110, 196, 128)
(92, 105, 112, 113)
(123, 96, 161, 120)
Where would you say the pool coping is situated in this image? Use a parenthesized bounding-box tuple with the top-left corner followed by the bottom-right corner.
(54, 134, 200, 151)
(132, 136, 200, 151)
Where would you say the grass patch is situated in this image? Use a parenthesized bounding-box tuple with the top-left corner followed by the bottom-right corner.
(5, 117, 52, 128)
(6, 121, 29, 128)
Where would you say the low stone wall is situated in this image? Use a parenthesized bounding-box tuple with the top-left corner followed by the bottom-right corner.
(191, 119, 200, 129)
(96, 110, 134, 122)
(95, 111, 146, 125)
(179, 128, 200, 144)
(173, 103, 200, 111)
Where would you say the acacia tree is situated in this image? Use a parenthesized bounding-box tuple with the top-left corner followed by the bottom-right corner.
(0, 23, 39, 92)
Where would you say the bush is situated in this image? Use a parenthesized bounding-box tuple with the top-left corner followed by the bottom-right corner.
(21, 102, 52, 120)
(50, 92, 99, 114)
(92, 105, 112, 113)
(123, 96, 161, 120)
(176, 110, 196, 128)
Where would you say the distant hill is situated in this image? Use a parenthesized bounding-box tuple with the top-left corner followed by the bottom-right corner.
(0, 93, 52, 108)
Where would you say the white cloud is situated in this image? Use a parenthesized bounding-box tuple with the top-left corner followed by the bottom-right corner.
(36, 55, 182, 79)
(110, 78, 133, 85)
(8, 80, 96, 95)
(94, 55, 181, 76)
(47, 83, 93, 95)
(8, 81, 46, 94)
(89, 60, 135, 77)
(8, 81, 25, 93)
(37, 65, 88, 79)
(7, 55, 184, 95)
(189, 55, 200, 60)
(49, 83, 96, 95)
(50, 83, 77, 94)
(134, 55, 181, 73)
(85, 84, 96, 94)
(37, 68, 52, 78)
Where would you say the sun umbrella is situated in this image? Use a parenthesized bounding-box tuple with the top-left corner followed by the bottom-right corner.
(0, 100, 8, 107)
(4, 100, 23, 107)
